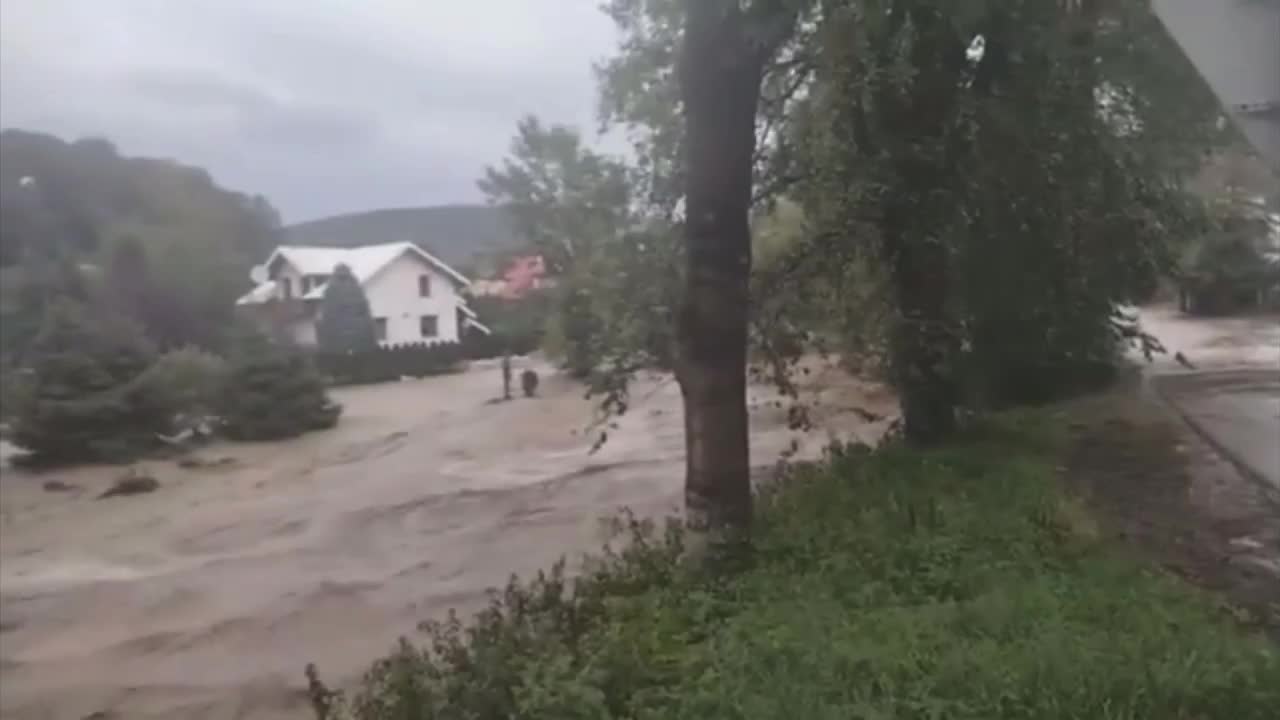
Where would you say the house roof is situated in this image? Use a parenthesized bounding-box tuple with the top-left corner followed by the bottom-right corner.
(237, 241, 471, 305)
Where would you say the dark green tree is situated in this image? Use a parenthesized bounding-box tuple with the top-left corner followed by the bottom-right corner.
(479, 118, 636, 378)
(478, 117, 631, 277)
(316, 263, 378, 354)
(12, 300, 171, 464)
(216, 334, 341, 441)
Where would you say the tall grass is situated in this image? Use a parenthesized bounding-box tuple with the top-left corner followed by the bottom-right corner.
(311, 412, 1278, 719)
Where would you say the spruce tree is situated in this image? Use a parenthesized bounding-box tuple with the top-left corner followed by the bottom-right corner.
(12, 300, 171, 463)
(316, 263, 378, 353)
(217, 334, 341, 441)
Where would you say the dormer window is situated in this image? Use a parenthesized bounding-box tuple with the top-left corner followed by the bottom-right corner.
(302, 274, 329, 294)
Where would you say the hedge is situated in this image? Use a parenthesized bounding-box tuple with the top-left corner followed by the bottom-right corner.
(314, 333, 543, 387)
(315, 342, 465, 385)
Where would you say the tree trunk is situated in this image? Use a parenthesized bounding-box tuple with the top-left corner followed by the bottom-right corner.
(676, 1, 771, 542)
(886, 226, 957, 443)
(876, 4, 966, 445)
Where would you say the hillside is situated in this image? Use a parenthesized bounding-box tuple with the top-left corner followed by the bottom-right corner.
(0, 129, 279, 269)
(284, 205, 524, 270)
(0, 129, 282, 356)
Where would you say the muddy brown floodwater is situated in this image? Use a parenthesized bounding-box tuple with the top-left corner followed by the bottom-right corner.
(0, 358, 894, 720)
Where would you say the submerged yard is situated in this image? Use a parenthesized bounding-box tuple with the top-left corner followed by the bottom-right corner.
(0, 358, 891, 720)
(2, 308, 1275, 720)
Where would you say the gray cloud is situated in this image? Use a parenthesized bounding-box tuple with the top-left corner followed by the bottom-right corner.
(0, 0, 618, 221)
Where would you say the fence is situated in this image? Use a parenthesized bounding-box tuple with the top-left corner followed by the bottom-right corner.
(314, 333, 539, 386)
(315, 342, 465, 385)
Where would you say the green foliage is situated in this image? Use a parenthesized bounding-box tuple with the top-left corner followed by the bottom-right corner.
(0, 253, 92, 368)
(559, 282, 603, 379)
(596, 0, 685, 211)
(0, 129, 282, 358)
(0, 360, 32, 424)
(316, 264, 379, 354)
(216, 335, 341, 441)
(479, 117, 631, 277)
(1178, 197, 1280, 314)
(138, 346, 228, 422)
(102, 234, 233, 350)
(467, 292, 553, 356)
(762, 0, 1224, 416)
(480, 117, 680, 386)
(314, 413, 1279, 719)
(11, 300, 171, 464)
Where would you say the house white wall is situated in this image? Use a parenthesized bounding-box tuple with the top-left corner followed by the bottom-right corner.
(252, 248, 467, 347)
(364, 253, 462, 345)
(288, 318, 318, 346)
(270, 262, 306, 301)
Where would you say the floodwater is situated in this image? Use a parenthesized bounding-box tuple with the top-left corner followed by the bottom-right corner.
(0, 358, 894, 720)
(1135, 304, 1280, 371)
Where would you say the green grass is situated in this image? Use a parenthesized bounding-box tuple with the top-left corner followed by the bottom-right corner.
(314, 412, 1278, 720)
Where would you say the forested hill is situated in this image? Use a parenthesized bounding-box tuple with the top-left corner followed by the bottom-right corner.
(284, 205, 523, 270)
(0, 129, 280, 269)
(0, 129, 282, 356)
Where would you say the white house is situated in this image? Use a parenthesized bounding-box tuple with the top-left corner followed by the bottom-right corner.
(236, 242, 489, 347)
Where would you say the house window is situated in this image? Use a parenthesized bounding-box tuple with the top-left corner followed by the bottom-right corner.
(303, 274, 329, 294)
(419, 315, 438, 338)
(280, 277, 293, 299)
(374, 317, 387, 343)
(418, 274, 432, 297)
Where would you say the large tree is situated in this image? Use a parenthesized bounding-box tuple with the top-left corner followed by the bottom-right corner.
(316, 263, 378, 354)
(676, 0, 799, 542)
(12, 300, 171, 464)
(480, 118, 633, 378)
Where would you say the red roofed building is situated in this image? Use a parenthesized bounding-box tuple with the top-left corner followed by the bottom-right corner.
(471, 255, 554, 300)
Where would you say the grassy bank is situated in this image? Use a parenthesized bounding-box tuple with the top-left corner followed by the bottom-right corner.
(312, 412, 1278, 720)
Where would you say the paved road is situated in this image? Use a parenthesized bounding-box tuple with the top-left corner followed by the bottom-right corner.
(1138, 305, 1280, 493)
(1156, 370, 1280, 492)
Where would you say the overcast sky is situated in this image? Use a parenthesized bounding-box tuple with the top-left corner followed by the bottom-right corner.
(0, 1, 619, 222)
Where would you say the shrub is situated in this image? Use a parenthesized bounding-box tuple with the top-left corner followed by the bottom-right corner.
(217, 335, 341, 441)
(466, 293, 551, 358)
(11, 300, 171, 464)
(559, 283, 601, 379)
(139, 346, 227, 422)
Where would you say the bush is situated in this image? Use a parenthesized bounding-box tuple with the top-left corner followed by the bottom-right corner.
(11, 300, 171, 464)
(467, 293, 552, 357)
(217, 336, 341, 441)
(312, 413, 1279, 720)
(139, 346, 227, 422)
